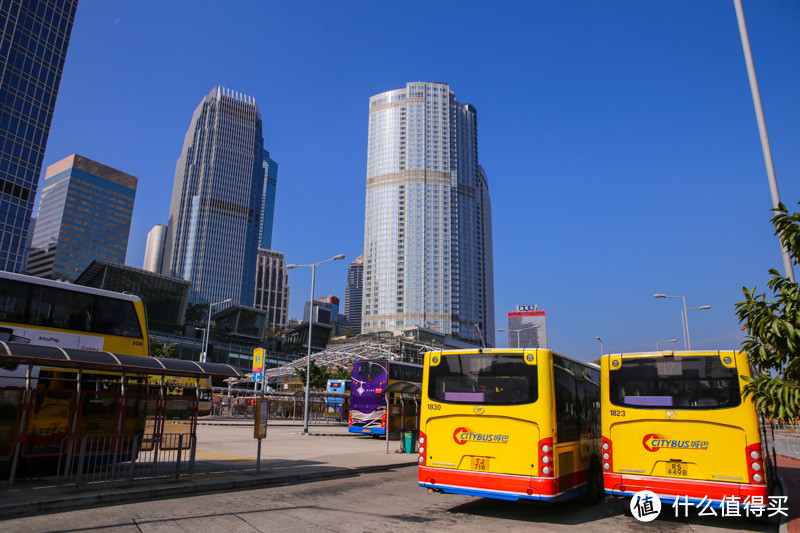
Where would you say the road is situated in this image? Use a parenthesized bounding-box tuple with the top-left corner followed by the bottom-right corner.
(1, 466, 774, 532)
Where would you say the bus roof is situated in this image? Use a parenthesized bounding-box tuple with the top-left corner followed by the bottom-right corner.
(0, 270, 142, 303)
(425, 348, 599, 370)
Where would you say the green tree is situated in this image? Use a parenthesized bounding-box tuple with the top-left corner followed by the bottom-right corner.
(149, 340, 179, 359)
(184, 303, 208, 326)
(294, 359, 330, 390)
(736, 203, 800, 420)
(328, 365, 351, 380)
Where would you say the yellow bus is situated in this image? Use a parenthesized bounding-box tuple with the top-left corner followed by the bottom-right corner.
(601, 350, 771, 508)
(418, 348, 603, 502)
(0, 270, 148, 355)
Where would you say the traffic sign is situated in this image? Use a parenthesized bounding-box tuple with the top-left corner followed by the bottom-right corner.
(254, 371, 263, 383)
(253, 348, 263, 372)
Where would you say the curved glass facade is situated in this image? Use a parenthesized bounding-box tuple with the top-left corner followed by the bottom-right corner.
(362, 82, 494, 346)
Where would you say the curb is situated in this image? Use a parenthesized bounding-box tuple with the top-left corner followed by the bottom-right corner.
(0, 462, 417, 519)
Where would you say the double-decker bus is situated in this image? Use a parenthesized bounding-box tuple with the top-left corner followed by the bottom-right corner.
(600, 350, 771, 508)
(0, 271, 148, 354)
(418, 348, 603, 502)
(0, 271, 201, 473)
(349, 360, 422, 436)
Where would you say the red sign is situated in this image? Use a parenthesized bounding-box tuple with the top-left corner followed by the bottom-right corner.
(508, 311, 546, 317)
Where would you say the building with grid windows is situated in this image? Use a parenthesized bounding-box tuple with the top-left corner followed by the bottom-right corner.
(253, 248, 289, 329)
(143, 223, 166, 274)
(344, 254, 364, 334)
(361, 82, 494, 346)
(258, 150, 278, 250)
(27, 154, 137, 281)
(0, 0, 78, 273)
(506, 306, 547, 349)
(163, 87, 265, 308)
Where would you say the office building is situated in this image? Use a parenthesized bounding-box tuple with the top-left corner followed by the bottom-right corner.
(304, 295, 339, 325)
(0, 0, 79, 272)
(27, 154, 137, 281)
(506, 306, 547, 349)
(344, 254, 364, 334)
(163, 87, 265, 307)
(361, 82, 494, 346)
(143, 223, 166, 273)
(253, 248, 290, 330)
(258, 150, 278, 250)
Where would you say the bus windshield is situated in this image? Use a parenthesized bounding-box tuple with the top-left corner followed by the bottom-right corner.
(608, 356, 741, 409)
(428, 352, 537, 405)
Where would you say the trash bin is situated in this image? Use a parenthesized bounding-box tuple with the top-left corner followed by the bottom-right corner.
(403, 431, 417, 453)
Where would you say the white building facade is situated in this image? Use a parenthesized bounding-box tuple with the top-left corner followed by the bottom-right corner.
(361, 82, 494, 346)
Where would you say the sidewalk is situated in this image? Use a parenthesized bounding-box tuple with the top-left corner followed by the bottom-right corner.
(778, 455, 800, 533)
(0, 419, 418, 519)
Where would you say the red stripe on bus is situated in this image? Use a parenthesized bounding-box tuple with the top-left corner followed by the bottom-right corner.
(604, 473, 768, 501)
(420, 466, 589, 499)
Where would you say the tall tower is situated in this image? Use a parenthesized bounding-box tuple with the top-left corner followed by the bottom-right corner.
(0, 0, 79, 273)
(258, 150, 278, 250)
(143, 224, 167, 274)
(253, 248, 290, 329)
(27, 154, 137, 281)
(163, 87, 265, 307)
(344, 254, 364, 334)
(362, 82, 494, 346)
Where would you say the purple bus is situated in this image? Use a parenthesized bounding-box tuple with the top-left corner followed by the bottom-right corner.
(349, 359, 422, 435)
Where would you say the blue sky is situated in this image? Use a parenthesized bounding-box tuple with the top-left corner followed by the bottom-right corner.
(37, 1, 800, 361)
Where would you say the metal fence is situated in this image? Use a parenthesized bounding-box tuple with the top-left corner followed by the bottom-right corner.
(211, 396, 348, 425)
(55, 433, 194, 489)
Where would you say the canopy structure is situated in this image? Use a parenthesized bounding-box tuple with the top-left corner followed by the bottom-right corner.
(0, 341, 247, 378)
(384, 381, 422, 395)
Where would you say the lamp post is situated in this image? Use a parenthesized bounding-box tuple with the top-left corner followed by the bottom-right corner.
(683, 305, 711, 350)
(287, 253, 345, 434)
(497, 324, 538, 348)
(202, 298, 231, 363)
(653, 294, 689, 350)
(595, 336, 604, 357)
(656, 339, 678, 351)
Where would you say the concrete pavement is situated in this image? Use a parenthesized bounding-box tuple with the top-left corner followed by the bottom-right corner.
(0, 419, 418, 519)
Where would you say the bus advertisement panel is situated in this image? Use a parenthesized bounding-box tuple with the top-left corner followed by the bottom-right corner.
(600, 350, 771, 508)
(419, 349, 602, 503)
(349, 360, 421, 436)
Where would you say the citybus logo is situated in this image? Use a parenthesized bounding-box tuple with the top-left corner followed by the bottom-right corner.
(453, 427, 510, 445)
(643, 433, 709, 452)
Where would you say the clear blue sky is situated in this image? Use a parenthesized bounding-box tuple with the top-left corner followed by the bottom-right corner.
(38, 1, 800, 361)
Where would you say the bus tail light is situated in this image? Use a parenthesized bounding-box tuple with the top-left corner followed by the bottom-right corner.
(418, 431, 427, 466)
(348, 412, 353, 425)
(381, 412, 386, 428)
(746, 443, 765, 484)
(602, 436, 613, 473)
(539, 437, 554, 477)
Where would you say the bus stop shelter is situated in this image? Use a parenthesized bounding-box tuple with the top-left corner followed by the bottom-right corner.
(383, 381, 421, 454)
(0, 341, 247, 486)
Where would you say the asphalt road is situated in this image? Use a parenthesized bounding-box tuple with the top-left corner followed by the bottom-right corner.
(1, 466, 775, 533)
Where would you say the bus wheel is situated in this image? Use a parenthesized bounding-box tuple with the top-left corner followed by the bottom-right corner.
(582, 458, 603, 504)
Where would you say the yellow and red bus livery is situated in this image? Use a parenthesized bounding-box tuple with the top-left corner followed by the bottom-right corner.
(419, 348, 603, 502)
(601, 350, 771, 508)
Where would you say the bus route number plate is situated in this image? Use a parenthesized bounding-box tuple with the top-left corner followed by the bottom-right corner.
(470, 457, 490, 471)
(666, 462, 688, 477)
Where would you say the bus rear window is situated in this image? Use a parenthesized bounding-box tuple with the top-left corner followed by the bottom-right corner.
(609, 356, 741, 409)
(428, 353, 537, 405)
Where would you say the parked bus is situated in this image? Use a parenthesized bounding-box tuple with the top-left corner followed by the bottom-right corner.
(0, 271, 198, 473)
(418, 348, 603, 502)
(0, 270, 148, 354)
(326, 379, 350, 413)
(349, 360, 422, 435)
(600, 350, 771, 508)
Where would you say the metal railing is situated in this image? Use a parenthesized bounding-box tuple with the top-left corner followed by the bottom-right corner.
(210, 397, 347, 425)
(56, 433, 194, 489)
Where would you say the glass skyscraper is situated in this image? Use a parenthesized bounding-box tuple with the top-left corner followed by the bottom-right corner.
(362, 82, 494, 346)
(344, 254, 364, 334)
(164, 87, 265, 307)
(27, 154, 137, 281)
(0, 0, 78, 273)
(258, 150, 278, 250)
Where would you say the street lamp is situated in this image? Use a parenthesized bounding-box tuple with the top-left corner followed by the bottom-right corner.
(497, 324, 538, 348)
(595, 336, 604, 357)
(653, 294, 689, 350)
(287, 253, 345, 434)
(656, 339, 678, 351)
(683, 305, 711, 350)
(202, 298, 232, 363)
